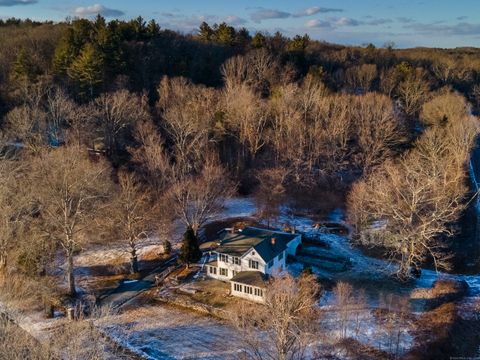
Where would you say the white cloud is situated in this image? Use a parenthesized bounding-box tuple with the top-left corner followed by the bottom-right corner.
(158, 13, 247, 31)
(306, 17, 362, 29)
(74, 4, 124, 18)
(293, 6, 343, 17)
(0, 0, 36, 6)
(335, 17, 361, 27)
(305, 19, 331, 28)
(250, 8, 290, 23)
(409, 21, 480, 36)
(223, 15, 247, 26)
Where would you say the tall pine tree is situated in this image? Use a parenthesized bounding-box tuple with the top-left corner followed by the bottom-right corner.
(178, 227, 202, 267)
(11, 49, 40, 82)
(67, 42, 103, 100)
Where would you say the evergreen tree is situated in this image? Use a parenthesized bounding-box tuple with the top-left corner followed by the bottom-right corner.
(251, 32, 266, 48)
(178, 227, 202, 267)
(287, 34, 310, 52)
(11, 49, 39, 82)
(235, 27, 251, 48)
(213, 22, 236, 46)
(67, 42, 104, 99)
(163, 239, 172, 255)
(198, 21, 213, 42)
(53, 29, 78, 77)
(146, 19, 160, 37)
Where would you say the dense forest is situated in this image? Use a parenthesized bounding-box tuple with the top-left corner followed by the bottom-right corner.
(0, 15, 479, 292)
(1, 15, 480, 360)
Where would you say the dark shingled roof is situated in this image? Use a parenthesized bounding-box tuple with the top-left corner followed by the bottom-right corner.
(216, 227, 298, 262)
(230, 271, 267, 288)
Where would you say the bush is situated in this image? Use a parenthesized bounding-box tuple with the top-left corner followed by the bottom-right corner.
(411, 279, 468, 302)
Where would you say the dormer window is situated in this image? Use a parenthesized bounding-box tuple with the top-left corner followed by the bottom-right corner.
(219, 254, 229, 263)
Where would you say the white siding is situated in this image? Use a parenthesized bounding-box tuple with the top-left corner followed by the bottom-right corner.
(242, 249, 266, 273)
(231, 282, 265, 303)
(264, 250, 286, 276)
(286, 234, 302, 257)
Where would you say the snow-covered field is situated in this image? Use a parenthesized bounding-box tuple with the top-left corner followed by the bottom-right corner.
(98, 304, 241, 360)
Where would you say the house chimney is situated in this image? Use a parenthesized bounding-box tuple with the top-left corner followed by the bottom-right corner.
(230, 226, 235, 234)
(271, 237, 276, 246)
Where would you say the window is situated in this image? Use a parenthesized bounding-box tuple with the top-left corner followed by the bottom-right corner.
(233, 257, 241, 265)
(249, 260, 259, 269)
(254, 288, 263, 297)
(234, 283, 242, 292)
(232, 270, 238, 277)
(244, 286, 253, 294)
(209, 266, 217, 275)
(219, 268, 228, 276)
(219, 254, 229, 263)
(268, 260, 273, 268)
(278, 251, 284, 261)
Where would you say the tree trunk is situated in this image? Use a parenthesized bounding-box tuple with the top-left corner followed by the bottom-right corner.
(130, 247, 138, 274)
(66, 246, 76, 297)
(0, 251, 6, 270)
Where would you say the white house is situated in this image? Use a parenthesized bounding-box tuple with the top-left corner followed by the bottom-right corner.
(205, 227, 302, 302)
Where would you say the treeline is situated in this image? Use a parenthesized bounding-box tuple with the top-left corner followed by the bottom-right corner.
(2, 17, 480, 105)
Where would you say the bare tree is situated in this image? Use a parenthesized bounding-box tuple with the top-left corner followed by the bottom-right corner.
(94, 89, 150, 157)
(231, 273, 321, 360)
(397, 69, 430, 118)
(377, 293, 411, 358)
(169, 160, 235, 235)
(0, 158, 23, 270)
(30, 145, 113, 296)
(157, 76, 218, 171)
(332, 281, 369, 341)
(3, 83, 81, 153)
(432, 58, 457, 85)
(351, 93, 405, 171)
(111, 170, 156, 274)
(380, 68, 401, 98)
(314, 95, 352, 173)
(129, 120, 172, 195)
(269, 83, 306, 182)
(333, 281, 355, 339)
(3, 104, 47, 153)
(345, 64, 377, 93)
(44, 86, 79, 144)
(254, 167, 289, 228)
(221, 49, 280, 93)
(420, 91, 469, 126)
(348, 114, 478, 279)
(223, 83, 268, 158)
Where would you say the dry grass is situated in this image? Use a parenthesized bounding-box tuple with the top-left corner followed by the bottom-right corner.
(410, 279, 468, 302)
(185, 278, 236, 309)
(337, 338, 391, 360)
(0, 316, 53, 360)
(406, 300, 480, 360)
(0, 273, 60, 313)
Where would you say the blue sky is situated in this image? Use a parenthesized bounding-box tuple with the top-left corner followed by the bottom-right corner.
(1, 0, 479, 48)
